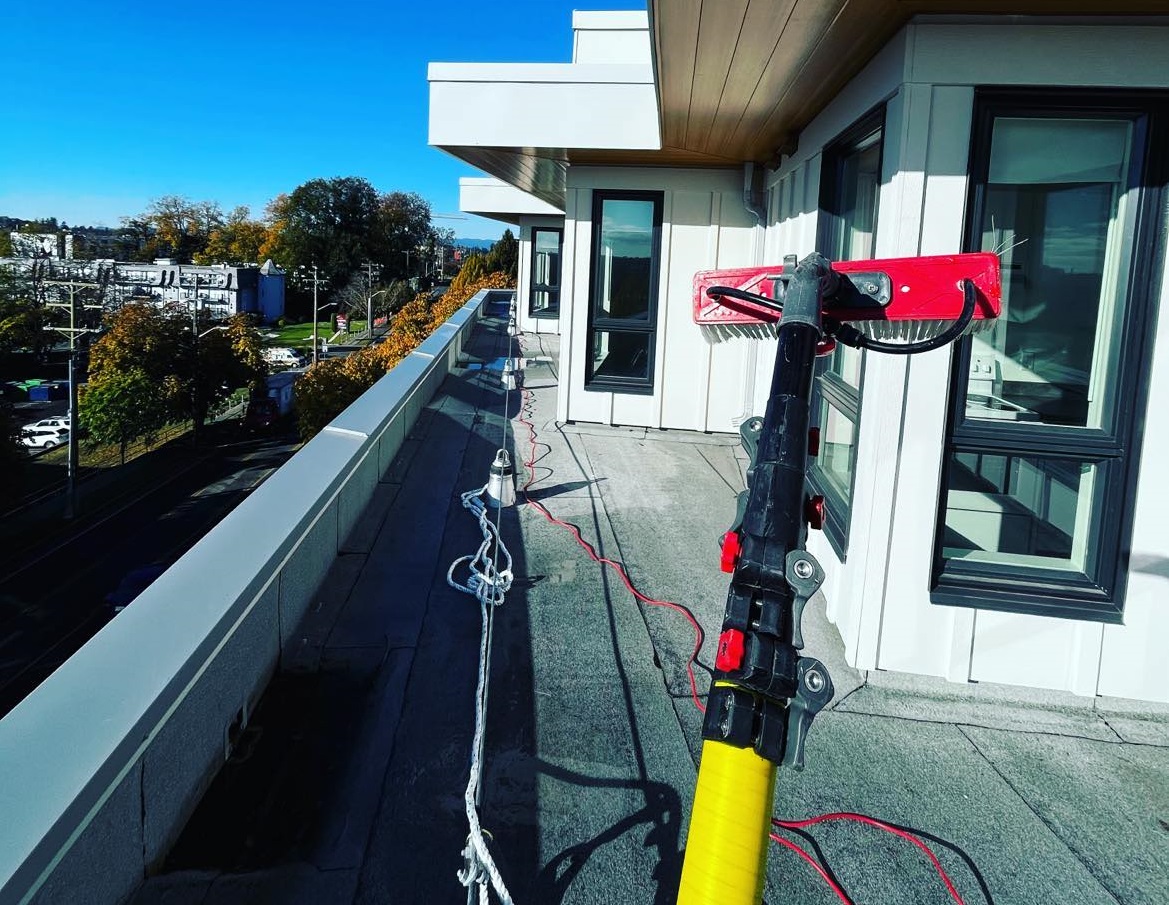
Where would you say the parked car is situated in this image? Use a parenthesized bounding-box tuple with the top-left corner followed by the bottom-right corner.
(262, 347, 307, 369)
(20, 427, 69, 450)
(23, 416, 71, 432)
(105, 563, 168, 615)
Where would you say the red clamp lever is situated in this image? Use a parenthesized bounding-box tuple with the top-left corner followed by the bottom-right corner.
(715, 628, 746, 672)
(720, 531, 742, 573)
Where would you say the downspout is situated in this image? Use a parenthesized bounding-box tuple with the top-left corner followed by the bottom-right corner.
(735, 161, 770, 428)
(742, 161, 768, 227)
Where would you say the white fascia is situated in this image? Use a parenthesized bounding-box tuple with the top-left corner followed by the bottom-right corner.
(460, 177, 564, 222)
(428, 62, 660, 151)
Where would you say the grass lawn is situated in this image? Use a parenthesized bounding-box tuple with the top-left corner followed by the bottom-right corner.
(263, 320, 367, 348)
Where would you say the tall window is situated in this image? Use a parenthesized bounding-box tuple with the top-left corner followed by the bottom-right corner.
(933, 91, 1166, 621)
(529, 227, 562, 317)
(585, 191, 663, 393)
(812, 109, 884, 556)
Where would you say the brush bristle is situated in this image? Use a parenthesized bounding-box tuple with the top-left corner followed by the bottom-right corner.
(698, 323, 780, 344)
(698, 316, 991, 345)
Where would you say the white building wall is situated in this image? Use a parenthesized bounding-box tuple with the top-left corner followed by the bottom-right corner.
(572, 10, 652, 65)
(516, 215, 564, 336)
(765, 20, 1169, 701)
(557, 167, 760, 432)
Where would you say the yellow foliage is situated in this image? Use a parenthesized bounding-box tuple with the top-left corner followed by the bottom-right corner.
(296, 270, 515, 439)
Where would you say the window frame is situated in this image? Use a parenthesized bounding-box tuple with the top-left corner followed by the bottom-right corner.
(584, 190, 664, 394)
(931, 88, 1168, 623)
(808, 106, 885, 559)
(528, 226, 563, 318)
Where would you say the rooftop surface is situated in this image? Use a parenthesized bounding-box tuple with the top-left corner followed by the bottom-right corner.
(133, 309, 1169, 905)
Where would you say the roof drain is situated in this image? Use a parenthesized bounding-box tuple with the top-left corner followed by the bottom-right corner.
(743, 161, 768, 225)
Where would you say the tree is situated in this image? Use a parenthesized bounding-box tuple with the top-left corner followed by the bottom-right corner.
(195, 206, 268, 265)
(272, 177, 384, 289)
(86, 303, 266, 441)
(79, 368, 168, 465)
(122, 196, 223, 263)
(484, 229, 518, 278)
(379, 191, 435, 281)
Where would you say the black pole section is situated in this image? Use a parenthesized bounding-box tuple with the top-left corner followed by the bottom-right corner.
(702, 253, 833, 760)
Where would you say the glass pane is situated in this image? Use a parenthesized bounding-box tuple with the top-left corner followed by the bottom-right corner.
(828, 344, 861, 388)
(533, 230, 560, 290)
(594, 199, 655, 322)
(591, 330, 651, 381)
(827, 131, 881, 262)
(966, 117, 1133, 429)
(819, 399, 857, 507)
(531, 290, 558, 313)
(943, 452, 1101, 572)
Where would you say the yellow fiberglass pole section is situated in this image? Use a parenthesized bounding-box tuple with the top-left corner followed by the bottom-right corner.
(677, 738, 776, 904)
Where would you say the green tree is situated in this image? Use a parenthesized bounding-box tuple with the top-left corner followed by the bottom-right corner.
(484, 229, 518, 278)
(122, 196, 223, 263)
(79, 368, 168, 465)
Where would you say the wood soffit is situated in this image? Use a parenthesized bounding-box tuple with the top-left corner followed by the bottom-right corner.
(648, 0, 1169, 166)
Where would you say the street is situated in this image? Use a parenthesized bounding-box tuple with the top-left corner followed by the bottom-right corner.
(0, 434, 299, 718)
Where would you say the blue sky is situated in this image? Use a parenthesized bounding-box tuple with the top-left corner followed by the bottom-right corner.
(0, 0, 645, 241)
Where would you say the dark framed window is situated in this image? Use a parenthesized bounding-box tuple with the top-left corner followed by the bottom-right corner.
(529, 227, 562, 317)
(810, 107, 884, 557)
(932, 89, 1167, 622)
(585, 191, 663, 393)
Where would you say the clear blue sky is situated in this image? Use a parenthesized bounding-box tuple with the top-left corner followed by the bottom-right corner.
(0, 0, 645, 241)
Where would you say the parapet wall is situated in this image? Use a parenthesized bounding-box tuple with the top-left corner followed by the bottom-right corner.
(0, 289, 511, 905)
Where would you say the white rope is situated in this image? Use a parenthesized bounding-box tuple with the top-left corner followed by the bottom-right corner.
(448, 481, 515, 905)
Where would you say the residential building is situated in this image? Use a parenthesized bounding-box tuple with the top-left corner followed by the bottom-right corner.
(0, 255, 285, 322)
(429, 6, 1169, 703)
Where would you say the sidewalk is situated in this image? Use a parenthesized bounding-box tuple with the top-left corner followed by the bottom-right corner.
(134, 313, 1169, 905)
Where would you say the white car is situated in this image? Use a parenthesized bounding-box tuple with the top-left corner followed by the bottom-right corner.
(21, 427, 69, 449)
(23, 416, 71, 432)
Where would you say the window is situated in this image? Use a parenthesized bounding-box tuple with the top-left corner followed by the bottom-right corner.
(933, 91, 1166, 622)
(529, 227, 562, 317)
(810, 109, 884, 556)
(585, 191, 663, 393)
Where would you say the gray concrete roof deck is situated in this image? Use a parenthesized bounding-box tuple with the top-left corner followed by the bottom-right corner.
(135, 312, 1169, 905)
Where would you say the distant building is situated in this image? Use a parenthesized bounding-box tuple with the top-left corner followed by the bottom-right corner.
(0, 254, 285, 322)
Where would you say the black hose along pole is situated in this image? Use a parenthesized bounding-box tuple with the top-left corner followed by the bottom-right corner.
(679, 252, 837, 904)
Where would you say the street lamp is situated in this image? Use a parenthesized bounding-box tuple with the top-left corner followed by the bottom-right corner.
(297, 264, 331, 366)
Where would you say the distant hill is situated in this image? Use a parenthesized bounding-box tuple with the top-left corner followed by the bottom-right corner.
(454, 238, 497, 251)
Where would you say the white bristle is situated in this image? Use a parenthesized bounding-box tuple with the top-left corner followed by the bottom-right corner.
(860, 316, 994, 343)
(698, 322, 780, 344)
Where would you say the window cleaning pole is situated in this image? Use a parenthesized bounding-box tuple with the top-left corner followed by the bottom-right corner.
(677, 253, 836, 905)
(678, 250, 1000, 904)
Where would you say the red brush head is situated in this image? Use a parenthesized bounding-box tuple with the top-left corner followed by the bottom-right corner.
(694, 253, 1001, 341)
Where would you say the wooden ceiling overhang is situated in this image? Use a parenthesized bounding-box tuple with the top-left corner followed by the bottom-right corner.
(646, 1, 1169, 167)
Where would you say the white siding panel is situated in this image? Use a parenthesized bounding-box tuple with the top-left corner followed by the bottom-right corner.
(870, 86, 976, 678)
(564, 190, 612, 425)
(659, 191, 714, 431)
(970, 610, 1104, 695)
(1098, 256, 1169, 702)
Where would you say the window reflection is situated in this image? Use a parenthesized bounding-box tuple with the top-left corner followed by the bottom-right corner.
(595, 200, 654, 321)
(943, 452, 1099, 572)
(966, 118, 1132, 428)
(530, 228, 561, 316)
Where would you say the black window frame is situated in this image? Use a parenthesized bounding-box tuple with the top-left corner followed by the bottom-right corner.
(528, 226, 563, 318)
(931, 88, 1168, 623)
(584, 190, 664, 395)
(808, 105, 885, 559)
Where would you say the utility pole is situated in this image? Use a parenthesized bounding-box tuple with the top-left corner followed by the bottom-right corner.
(362, 260, 378, 341)
(43, 269, 106, 519)
(185, 269, 203, 446)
